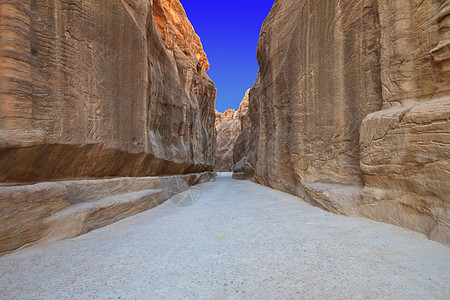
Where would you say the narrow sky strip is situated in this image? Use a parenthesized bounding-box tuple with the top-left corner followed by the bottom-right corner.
(181, 0, 275, 112)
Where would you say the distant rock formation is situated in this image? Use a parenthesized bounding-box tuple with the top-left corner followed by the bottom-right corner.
(214, 90, 249, 171)
(234, 0, 450, 245)
(0, 0, 216, 254)
(214, 109, 239, 171)
(0, 0, 216, 182)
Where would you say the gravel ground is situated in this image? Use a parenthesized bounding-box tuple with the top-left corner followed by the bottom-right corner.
(1, 173, 449, 299)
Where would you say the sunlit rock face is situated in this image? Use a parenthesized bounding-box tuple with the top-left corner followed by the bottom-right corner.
(235, 0, 382, 200)
(0, 0, 216, 182)
(359, 0, 450, 245)
(214, 90, 249, 171)
(235, 0, 450, 245)
(0, 0, 216, 254)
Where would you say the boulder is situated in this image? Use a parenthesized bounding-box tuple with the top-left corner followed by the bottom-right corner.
(232, 157, 254, 180)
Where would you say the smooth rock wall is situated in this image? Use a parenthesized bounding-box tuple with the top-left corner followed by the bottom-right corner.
(234, 0, 450, 245)
(235, 0, 382, 204)
(0, 0, 216, 182)
(359, 0, 450, 244)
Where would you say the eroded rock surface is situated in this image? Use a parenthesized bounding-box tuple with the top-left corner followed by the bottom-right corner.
(0, 0, 216, 254)
(0, 0, 216, 182)
(235, 0, 450, 245)
(214, 90, 249, 171)
(359, 0, 450, 244)
(0, 172, 214, 255)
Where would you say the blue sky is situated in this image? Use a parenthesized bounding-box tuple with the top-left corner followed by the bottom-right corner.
(181, 1, 275, 112)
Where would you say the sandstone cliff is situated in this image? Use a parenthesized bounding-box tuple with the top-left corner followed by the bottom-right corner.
(214, 109, 239, 171)
(234, 0, 450, 245)
(0, 0, 215, 254)
(0, 0, 216, 182)
(214, 90, 249, 171)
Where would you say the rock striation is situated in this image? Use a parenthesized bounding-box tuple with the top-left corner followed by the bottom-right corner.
(0, 172, 214, 255)
(234, 0, 450, 245)
(214, 90, 249, 171)
(0, 0, 216, 182)
(0, 0, 216, 254)
(214, 109, 239, 171)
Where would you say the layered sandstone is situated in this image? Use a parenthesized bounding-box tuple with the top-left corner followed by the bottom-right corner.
(235, 0, 449, 244)
(214, 109, 239, 171)
(152, 0, 209, 71)
(0, 0, 216, 182)
(0, 0, 216, 253)
(0, 172, 214, 255)
(214, 90, 249, 171)
(359, 0, 450, 244)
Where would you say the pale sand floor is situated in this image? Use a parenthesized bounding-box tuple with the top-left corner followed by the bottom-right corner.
(1, 173, 449, 299)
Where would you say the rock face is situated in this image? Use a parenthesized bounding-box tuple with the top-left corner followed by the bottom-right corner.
(0, 0, 216, 254)
(0, 0, 216, 182)
(0, 172, 214, 255)
(214, 109, 239, 171)
(359, 1, 450, 245)
(214, 90, 249, 171)
(234, 0, 450, 245)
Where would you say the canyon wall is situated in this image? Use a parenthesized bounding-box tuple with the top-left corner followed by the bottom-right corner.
(0, 0, 216, 254)
(235, 0, 450, 245)
(0, 0, 216, 183)
(214, 90, 249, 171)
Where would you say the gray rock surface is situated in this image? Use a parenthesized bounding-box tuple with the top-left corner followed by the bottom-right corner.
(232, 157, 254, 180)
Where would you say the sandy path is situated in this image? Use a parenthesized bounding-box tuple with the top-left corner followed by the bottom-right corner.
(1, 173, 449, 299)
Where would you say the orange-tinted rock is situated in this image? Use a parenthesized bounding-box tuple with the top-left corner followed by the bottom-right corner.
(152, 0, 209, 71)
(0, 0, 216, 182)
(235, 0, 450, 245)
(0, 0, 217, 254)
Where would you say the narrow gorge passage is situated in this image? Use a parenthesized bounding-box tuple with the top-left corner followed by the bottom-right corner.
(1, 174, 449, 299)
